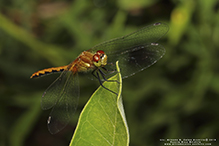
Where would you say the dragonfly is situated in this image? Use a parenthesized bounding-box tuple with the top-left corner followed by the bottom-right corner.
(30, 22, 169, 134)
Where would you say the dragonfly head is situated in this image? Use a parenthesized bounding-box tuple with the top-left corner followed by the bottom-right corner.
(93, 50, 107, 67)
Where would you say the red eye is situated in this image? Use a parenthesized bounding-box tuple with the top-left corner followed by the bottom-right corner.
(96, 50, 105, 55)
(93, 54, 100, 62)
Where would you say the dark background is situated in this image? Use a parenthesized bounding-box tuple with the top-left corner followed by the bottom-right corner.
(0, 0, 219, 146)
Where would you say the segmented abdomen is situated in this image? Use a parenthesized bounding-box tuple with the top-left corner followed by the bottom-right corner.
(30, 65, 68, 78)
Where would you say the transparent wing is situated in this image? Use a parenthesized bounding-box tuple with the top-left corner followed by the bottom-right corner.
(89, 22, 169, 78)
(41, 70, 79, 134)
(107, 43, 165, 78)
(41, 70, 69, 110)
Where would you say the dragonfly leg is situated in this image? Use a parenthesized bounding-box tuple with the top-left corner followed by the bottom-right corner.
(91, 69, 99, 79)
(96, 70, 118, 95)
(104, 62, 121, 73)
(92, 69, 119, 95)
(101, 67, 118, 76)
(99, 68, 120, 84)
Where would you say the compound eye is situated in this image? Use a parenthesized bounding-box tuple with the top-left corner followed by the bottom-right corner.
(93, 54, 100, 62)
(96, 50, 105, 55)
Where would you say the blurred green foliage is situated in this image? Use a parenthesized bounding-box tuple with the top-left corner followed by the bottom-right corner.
(0, 0, 219, 146)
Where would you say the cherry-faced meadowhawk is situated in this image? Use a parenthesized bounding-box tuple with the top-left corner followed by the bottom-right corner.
(30, 22, 169, 134)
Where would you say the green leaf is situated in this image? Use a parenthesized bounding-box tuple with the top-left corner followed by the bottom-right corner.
(70, 61, 129, 146)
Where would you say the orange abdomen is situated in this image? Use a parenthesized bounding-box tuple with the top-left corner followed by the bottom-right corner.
(30, 65, 68, 78)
